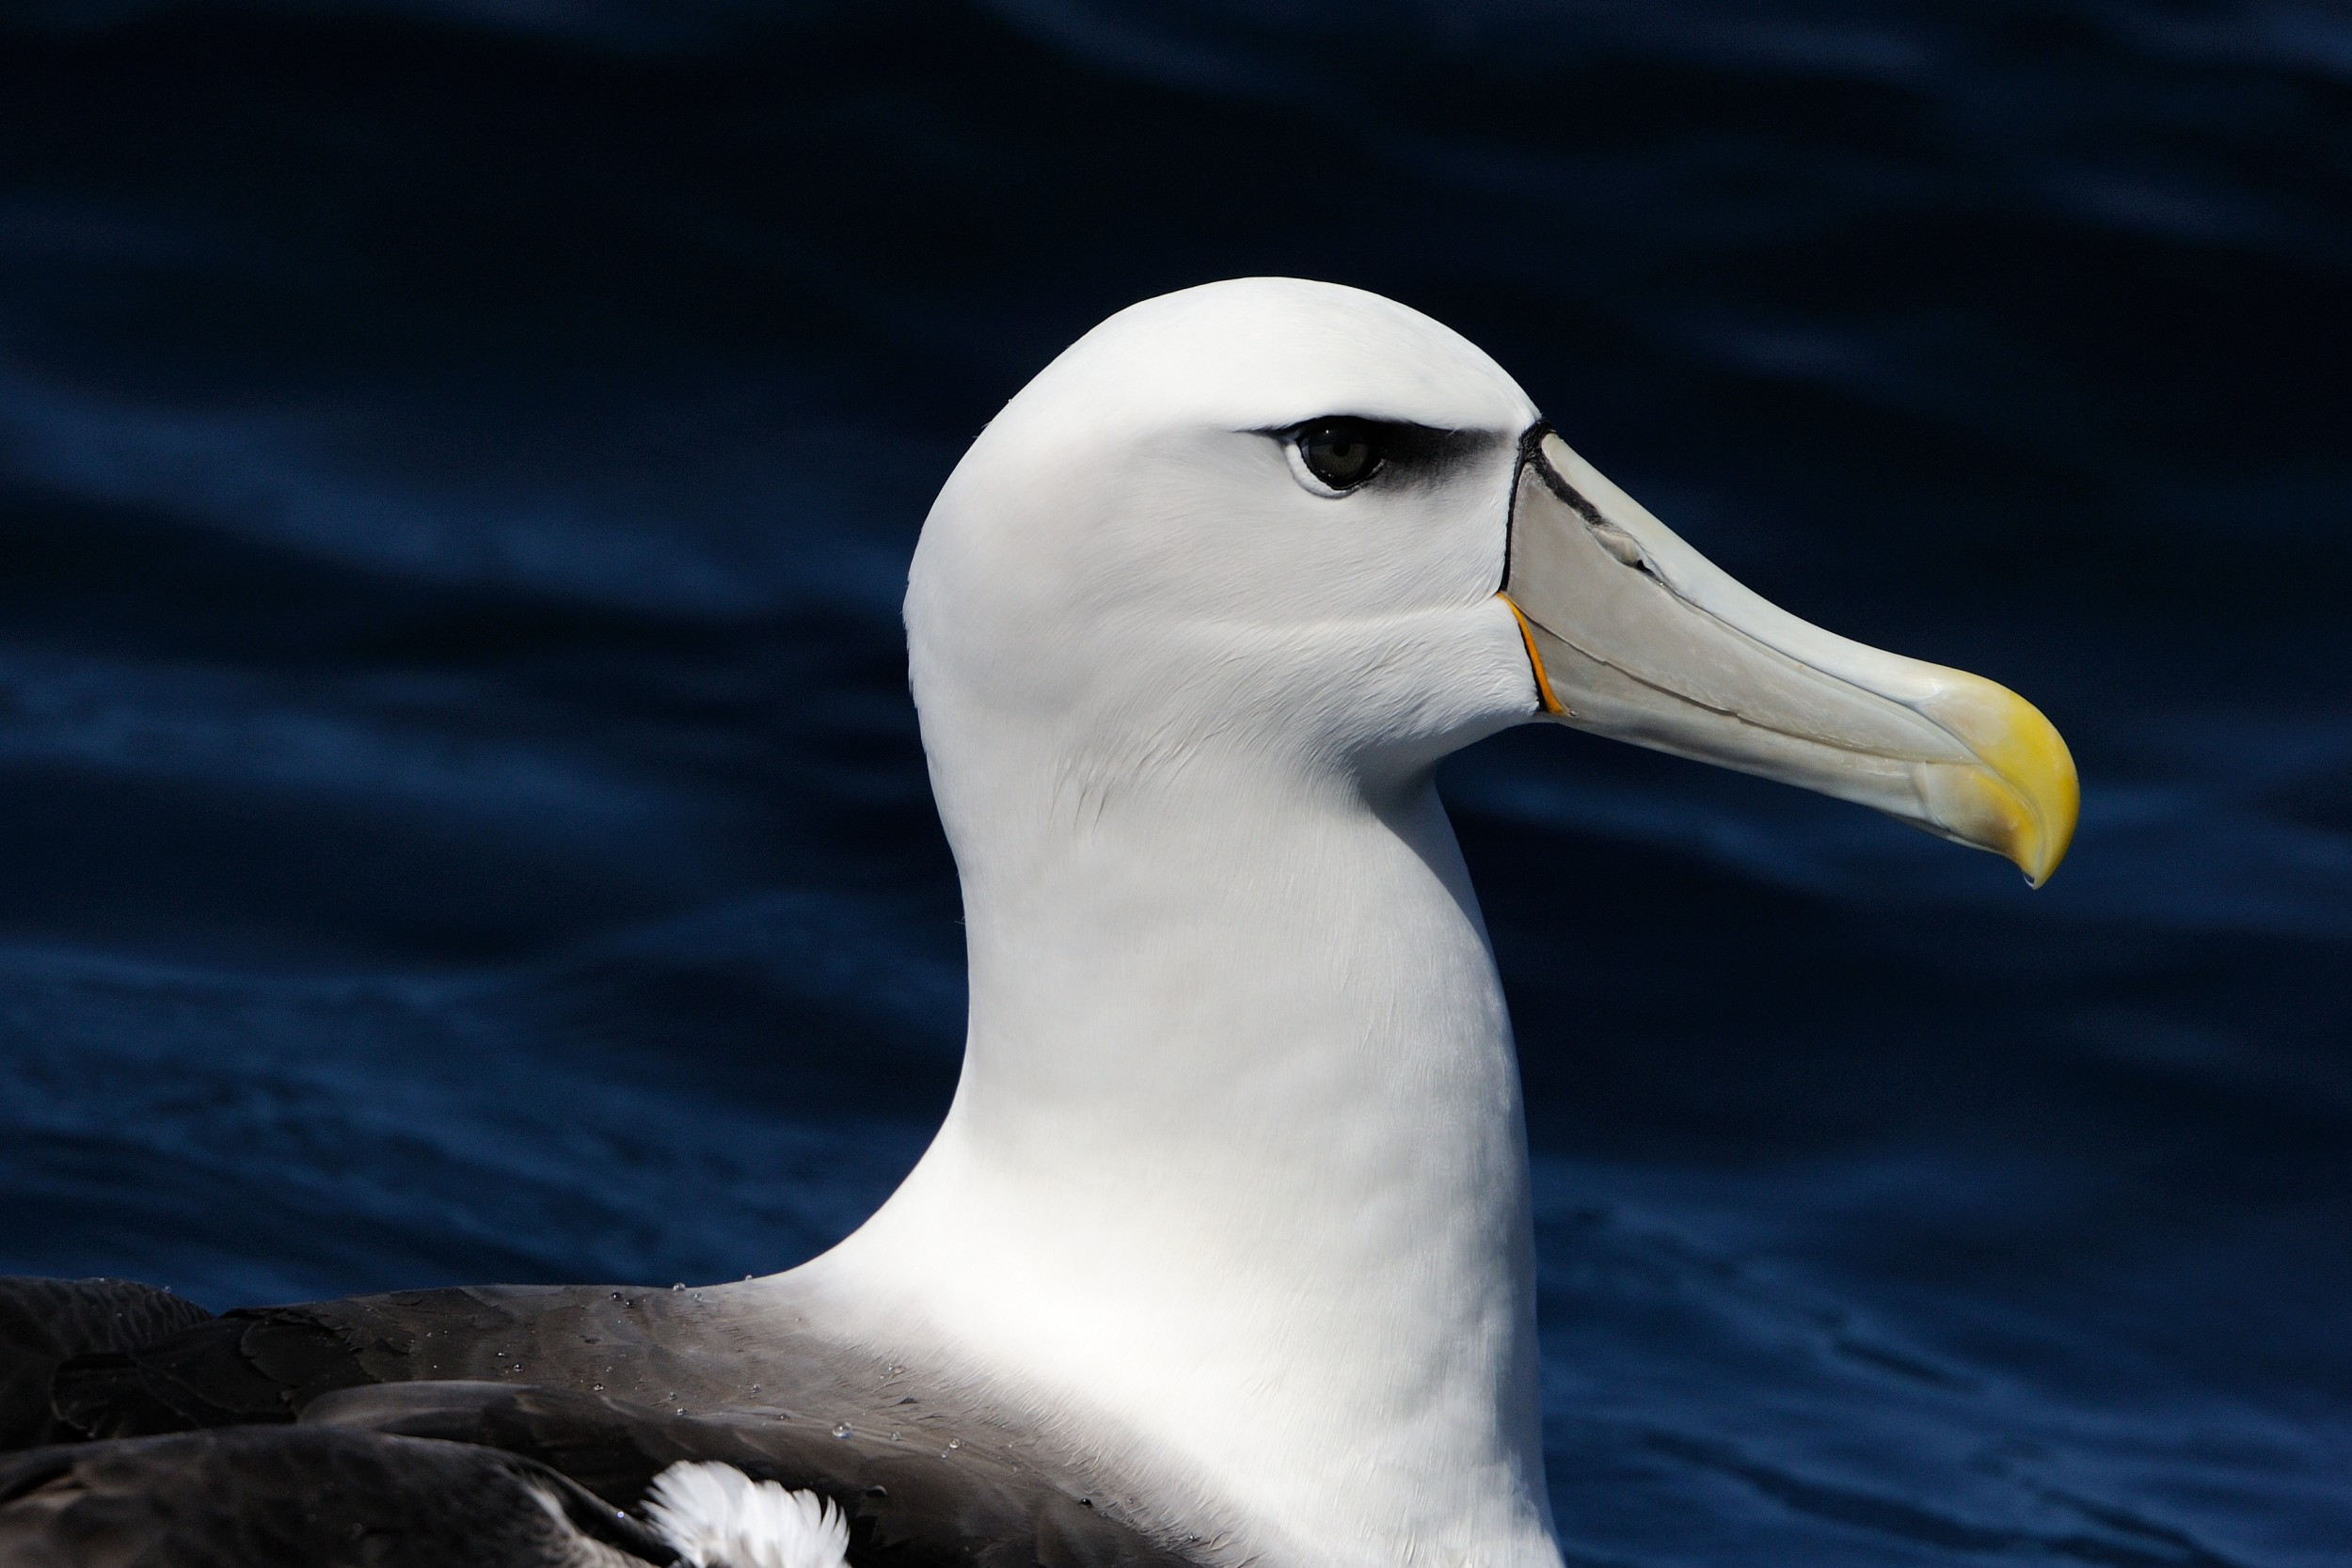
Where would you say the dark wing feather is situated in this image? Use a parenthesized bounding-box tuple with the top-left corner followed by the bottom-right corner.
(36, 1285, 787, 1444)
(47, 1309, 373, 1440)
(0, 1282, 214, 1449)
(305, 1381, 1192, 1568)
(2, 1280, 1200, 1568)
(0, 1425, 674, 1568)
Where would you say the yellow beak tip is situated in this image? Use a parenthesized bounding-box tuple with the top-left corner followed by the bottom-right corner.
(1974, 696, 2079, 890)
(1899, 683, 2080, 889)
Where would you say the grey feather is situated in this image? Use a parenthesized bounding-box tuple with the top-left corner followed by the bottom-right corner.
(0, 1281, 1197, 1568)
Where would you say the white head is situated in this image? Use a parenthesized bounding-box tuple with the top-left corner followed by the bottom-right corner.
(906, 278, 1543, 846)
(804, 278, 2075, 1568)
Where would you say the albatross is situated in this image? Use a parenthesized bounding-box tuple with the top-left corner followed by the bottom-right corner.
(0, 278, 2075, 1568)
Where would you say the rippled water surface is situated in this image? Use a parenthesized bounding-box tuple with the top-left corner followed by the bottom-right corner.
(0, 3, 2346, 1562)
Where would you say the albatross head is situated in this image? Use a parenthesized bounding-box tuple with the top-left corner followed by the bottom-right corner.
(824, 277, 2075, 1568)
(907, 277, 2075, 881)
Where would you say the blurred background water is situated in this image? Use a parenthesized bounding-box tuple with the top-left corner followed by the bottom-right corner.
(0, 1, 2346, 1561)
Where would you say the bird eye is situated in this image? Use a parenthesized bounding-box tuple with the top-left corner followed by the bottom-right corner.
(1295, 419, 1385, 491)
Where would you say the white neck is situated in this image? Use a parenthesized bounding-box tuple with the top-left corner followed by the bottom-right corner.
(796, 726, 1559, 1568)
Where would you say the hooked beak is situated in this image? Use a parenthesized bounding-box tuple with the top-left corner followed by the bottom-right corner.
(1499, 427, 2078, 886)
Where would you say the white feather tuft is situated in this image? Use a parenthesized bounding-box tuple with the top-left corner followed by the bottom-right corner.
(643, 1461, 851, 1568)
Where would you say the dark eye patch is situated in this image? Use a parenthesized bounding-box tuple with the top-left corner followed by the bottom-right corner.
(1274, 418, 1486, 495)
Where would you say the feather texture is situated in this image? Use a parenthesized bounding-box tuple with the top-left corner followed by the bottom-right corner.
(644, 1463, 850, 1568)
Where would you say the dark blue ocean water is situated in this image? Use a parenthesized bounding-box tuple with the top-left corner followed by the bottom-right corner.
(0, 2, 2346, 1560)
